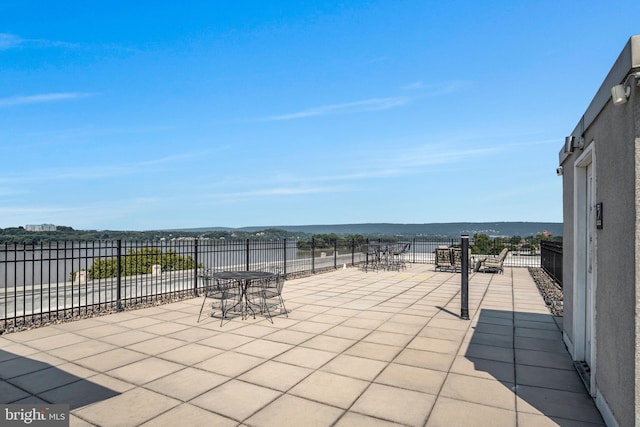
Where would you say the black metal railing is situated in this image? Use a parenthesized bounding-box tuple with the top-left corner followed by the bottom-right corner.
(540, 240, 563, 287)
(0, 237, 543, 332)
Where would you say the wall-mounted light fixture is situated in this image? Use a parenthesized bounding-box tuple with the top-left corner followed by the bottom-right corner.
(565, 136, 575, 152)
(611, 71, 640, 105)
(556, 166, 563, 176)
(565, 135, 584, 152)
(611, 85, 630, 105)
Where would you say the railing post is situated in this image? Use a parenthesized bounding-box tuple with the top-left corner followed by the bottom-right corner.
(283, 239, 287, 277)
(246, 239, 250, 271)
(351, 240, 355, 266)
(461, 235, 470, 320)
(194, 238, 199, 294)
(365, 238, 370, 266)
(412, 238, 416, 264)
(312, 238, 316, 274)
(334, 239, 338, 269)
(116, 239, 122, 311)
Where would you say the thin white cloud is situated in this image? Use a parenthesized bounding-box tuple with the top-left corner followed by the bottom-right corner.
(0, 33, 77, 50)
(400, 80, 471, 97)
(0, 206, 75, 216)
(24, 125, 175, 140)
(483, 184, 549, 201)
(0, 33, 24, 50)
(0, 197, 164, 229)
(240, 186, 343, 197)
(264, 97, 408, 121)
(507, 138, 559, 147)
(401, 81, 425, 90)
(206, 185, 346, 205)
(0, 153, 200, 184)
(297, 146, 495, 185)
(0, 92, 93, 107)
(390, 146, 498, 168)
(0, 187, 25, 197)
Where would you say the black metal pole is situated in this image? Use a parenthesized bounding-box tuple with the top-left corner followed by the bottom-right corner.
(461, 235, 470, 320)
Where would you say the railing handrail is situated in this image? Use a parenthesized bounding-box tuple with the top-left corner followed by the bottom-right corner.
(540, 240, 563, 287)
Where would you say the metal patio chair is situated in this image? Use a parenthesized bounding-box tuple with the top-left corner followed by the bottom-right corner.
(362, 243, 382, 272)
(390, 242, 411, 270)
(255, 266, 288, 323)
(197, 270, 240, 325)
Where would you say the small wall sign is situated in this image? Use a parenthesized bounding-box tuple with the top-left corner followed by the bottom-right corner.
(596, 202, 603, 229)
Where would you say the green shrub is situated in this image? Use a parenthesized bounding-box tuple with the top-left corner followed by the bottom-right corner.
(86, 247, 197, 279)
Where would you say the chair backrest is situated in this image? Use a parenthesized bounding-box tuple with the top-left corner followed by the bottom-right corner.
(216, 277, 237, 292)
(451, 248, 473, 268)
(497, 248, 509, 261)
(275, 275, 285, 294)
(262, 265, 283, 274)
(435, 247, 452, 266)
(263, 273, 285, 294)
(197, 268, 217, 292)
(451, 248, 462, 266)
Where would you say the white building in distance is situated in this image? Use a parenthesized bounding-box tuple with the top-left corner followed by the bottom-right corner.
(25, 224, 57, 232)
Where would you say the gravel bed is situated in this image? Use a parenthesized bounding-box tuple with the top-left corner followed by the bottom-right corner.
(528, 267, 563, 317)
(0, 290, 198, 335)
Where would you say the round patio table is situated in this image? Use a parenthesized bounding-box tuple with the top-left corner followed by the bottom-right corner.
(209, 271, 276, 319)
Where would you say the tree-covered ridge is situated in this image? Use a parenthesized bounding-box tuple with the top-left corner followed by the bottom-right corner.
(0, 226, 306, 244)
(0, 224, 562, 245)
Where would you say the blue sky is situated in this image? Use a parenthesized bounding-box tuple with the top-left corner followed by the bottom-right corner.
(0, 1, 637, 230)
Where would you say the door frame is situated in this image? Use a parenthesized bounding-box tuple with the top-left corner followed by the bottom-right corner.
(572, 143, 597, 395)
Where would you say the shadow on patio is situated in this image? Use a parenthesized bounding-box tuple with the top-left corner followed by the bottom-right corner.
(0, 349, 120, 409)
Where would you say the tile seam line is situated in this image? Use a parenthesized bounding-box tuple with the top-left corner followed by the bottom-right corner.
(422, 270, 495, 427)
(511, 267, 520, 427)
(336, 271, 479, 427)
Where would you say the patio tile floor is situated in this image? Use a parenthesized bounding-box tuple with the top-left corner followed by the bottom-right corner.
(0, 264, 606, 426)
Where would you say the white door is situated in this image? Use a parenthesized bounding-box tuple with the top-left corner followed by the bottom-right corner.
(573, 146, 596, 394)
(584, 163, 593, 366)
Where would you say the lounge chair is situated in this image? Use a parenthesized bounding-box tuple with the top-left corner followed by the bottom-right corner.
(451, 247, 473, 272)
(475, 248, 509, 273)
(434, 246, 453, 271)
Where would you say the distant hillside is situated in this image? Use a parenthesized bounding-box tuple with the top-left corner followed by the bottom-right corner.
(183, 222, 562, 238)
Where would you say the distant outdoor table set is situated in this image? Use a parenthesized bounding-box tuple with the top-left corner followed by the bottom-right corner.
(362, 242, 410, 272)
(198, 269, 287, 324)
